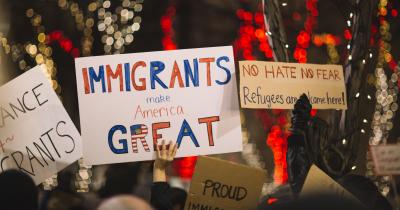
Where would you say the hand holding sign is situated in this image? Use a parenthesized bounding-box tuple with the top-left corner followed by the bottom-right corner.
(155, 140, 178, 168)
(154, 140, 178, 182)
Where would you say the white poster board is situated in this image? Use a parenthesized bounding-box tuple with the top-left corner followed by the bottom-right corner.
(370, 144, 400, 175)
(75, 46, 242, 165)
(239, 61, 347, 109)
(0, 65, 82, 184)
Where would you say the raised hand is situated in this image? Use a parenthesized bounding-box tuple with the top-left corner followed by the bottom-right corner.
(153, 140, 178, 182)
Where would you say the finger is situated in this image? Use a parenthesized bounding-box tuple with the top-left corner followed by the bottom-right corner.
(168, 140, 174, 156)
(172, 143, 178, 158)
(155, 142, 161, 158)
(161, 140, 167, 157)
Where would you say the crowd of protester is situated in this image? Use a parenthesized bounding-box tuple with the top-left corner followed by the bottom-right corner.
(0, 96, 394, 210)
(0, 139, 393, 210)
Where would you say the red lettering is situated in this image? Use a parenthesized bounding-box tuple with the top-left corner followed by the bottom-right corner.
(198, 116, 220, 146)
(152, 122, 171, 151)
(82, 68, 90, 94)
(106, 64, 123, 92)
(131, 61, 147, 90)
(199, 57, 215, 86)
(169, 61, 185, 88)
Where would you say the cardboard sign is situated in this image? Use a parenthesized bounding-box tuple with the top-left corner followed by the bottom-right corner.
(370, 144, 400, 175)
(0, 66, 82, 184)
(75, 46, 242, 165)
(184, 156, 266, 210)
(239, 61, 347, 109)
(301, 165, 360, 203)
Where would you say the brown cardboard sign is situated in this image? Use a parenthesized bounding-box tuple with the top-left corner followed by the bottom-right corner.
(239, 61, 347, 110)
(300, 165, 360, 204)
(184, 156, 266, 210)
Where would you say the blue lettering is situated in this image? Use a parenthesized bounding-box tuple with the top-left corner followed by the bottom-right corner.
(150, 61, 168, 89)
(176, 120, 200, 147)
(108, 125, 128, 154)
(89, 66, 106, 93)
(215, 56, 231, 85)
(124, 63, 131, 91)
(184, 59, 199, 87)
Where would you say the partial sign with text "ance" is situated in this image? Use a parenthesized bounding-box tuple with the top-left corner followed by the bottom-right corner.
(0, 66, 82, 184)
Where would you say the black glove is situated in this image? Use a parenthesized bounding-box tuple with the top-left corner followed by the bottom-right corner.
(287, 94, 312, 195)
(290, 93, 312, 134)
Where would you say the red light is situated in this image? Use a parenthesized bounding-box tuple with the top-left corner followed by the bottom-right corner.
(161, 3, 178, 51)
(255, 29, 265, 40)
(49, 31, 62, 41)
(325, 34, 336, 45)
(311, 9, 319, 17)
(264, 49, 273, 58)
(297, 31, 310, 46)
(310, 109, 317, 117)
(60, 39, 73, 52)
(292, 12, 302, 21)
(392, 9, 398, 17)
(266, 126, 288, 184)
(344, 29, 352, 40)
(71, 48, 80, 58)
(389, 60, 397, 71)
(243, 12, 253, 21)
(244, 25, 254, 35)
(267, 198, 278, 205)
(160, 16, 172, 30)
(299, 56, 307, 63)
(173, 156, 198, 179)
(313, 35, 323, 46)
(254, 12, 264, 25)
(236, 9, 244, 19)
(371, 25, 378, 34)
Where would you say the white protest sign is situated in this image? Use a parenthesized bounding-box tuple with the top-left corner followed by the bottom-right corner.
(370, 144, 400, 175)
(0, 66, 82, 184)
(239, 61, 347, 109)
(75, 46, 242, 165)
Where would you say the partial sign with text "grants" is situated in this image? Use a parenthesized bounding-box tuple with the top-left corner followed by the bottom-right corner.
(0, 66, 82, 184)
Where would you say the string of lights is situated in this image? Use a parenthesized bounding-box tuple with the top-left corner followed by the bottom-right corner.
(234, 6, 274, 60)
(366, 0, 399, 197)
(160, 2, 177, 50)
(57, 0, 97, 56)
(97, 0, 143, 54)
(293, 0, 318, 63)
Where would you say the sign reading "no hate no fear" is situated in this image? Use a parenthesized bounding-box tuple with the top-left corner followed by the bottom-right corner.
(75, 46, 242, 165)
(239, 61, 347, 110)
